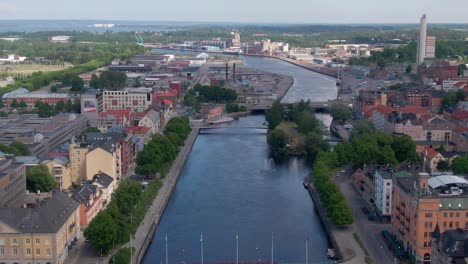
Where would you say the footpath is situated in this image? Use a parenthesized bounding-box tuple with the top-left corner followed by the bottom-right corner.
(132, 128, 199, 263)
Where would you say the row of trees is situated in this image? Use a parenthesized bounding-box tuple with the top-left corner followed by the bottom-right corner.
(0, 141, 30, 156)
(89, 71, 128, 90)
(437, 156, 468, 174)
(313, 152, 354, 225)
(136, 117, 191, 176)
(334, 121, 419, 169)
(84, 180, 161, 255)
(85, 117, 191, 255)
(193, 84, 237, 103)
(442, 89, 465, 108)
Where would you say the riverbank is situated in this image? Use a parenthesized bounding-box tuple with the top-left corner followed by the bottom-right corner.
(306, 181, 366, 263)
(132, 127, 200, 264)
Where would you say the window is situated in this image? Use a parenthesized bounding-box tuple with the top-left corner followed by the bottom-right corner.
(26, 248, 31, 255)
(450, 212, 453, 217)
(35, 238, 40, 244)
(424, 232, 428, 238)
(45, 239, 49, 245)
(36, 248, 40, 255)
(444, 212, 447, 217)
(12, 238, 17, 244)
(425, 213, 433, 218)
(449, 222, 453, 228)
(386, 182, 390, 186)
(456, 212, 460, 218)
(0, 248, 4, 255)
(456, 222, 460, 228)
(46, 248, 50, 256)
(13, 248, 18, 255)
(443, 222, 447, 228)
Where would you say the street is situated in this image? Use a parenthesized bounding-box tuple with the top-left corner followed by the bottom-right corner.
(336, 168, 396, 264)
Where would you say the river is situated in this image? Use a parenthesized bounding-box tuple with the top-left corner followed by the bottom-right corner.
(143, 115, 331, 263)
(144, 50, 338, 263)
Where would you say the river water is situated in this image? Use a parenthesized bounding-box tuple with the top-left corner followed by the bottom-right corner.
(144, 50, 338, 263)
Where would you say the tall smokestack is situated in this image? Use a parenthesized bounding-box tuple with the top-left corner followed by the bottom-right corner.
(233, 63, 236, 79)
(226, 63, 229, 81)
(417, 14, 427, 66)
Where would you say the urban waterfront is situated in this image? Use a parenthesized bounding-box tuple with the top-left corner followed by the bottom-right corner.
(142, 115, 330, 263)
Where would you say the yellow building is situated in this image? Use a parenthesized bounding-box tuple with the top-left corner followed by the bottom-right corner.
(43, 157, 73, 190)
(85, 140, 122, 182)
(69, 141, 90, 184)
(0, 191, 80, 264)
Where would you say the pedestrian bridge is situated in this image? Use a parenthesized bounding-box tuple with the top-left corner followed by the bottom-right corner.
(199, 126, 268, 129)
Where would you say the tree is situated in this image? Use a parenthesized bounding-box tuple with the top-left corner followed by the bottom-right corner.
(451, 156, 468, 174)
(26, 164, 57, 192)
(456, 89, 465, 102)
(405, 65, 412, 73)
(55, 100, 65, 112)
(65, 100, 74, 112)
(71, 76, 84, 92)
(330, 104, 352, 123)
(19, 100, 27, 108)
(267, 129, 288, 156)
(10, 98, 18, 108)
(437, 160, 450, 171)
(442, 91, 459, 107)
(265, 101, 283, 130)
(90, 73, 100, 88)
(351, 120, 375, 139)
(84, 212, 119, 255)
(134, 78, 142, 88)
(392, 135, 418, 162)
(297, 110, 320, 134)
(8, 141, 31, 155)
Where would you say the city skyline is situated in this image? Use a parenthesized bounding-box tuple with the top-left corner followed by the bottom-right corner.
(0, 0, 467, 23)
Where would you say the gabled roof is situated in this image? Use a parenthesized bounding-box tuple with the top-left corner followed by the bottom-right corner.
(0, 191, 79, 233)
(93, 173, 114, 188)
(73, 184, 99, 208)
(423, 147, 440, 160)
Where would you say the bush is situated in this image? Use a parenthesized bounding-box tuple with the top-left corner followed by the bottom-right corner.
(110, 247, 134, 264)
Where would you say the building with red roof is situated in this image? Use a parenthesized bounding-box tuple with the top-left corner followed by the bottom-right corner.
(97, 110, 131, 132)
(126, 126, 152, 143)
(420, 147, 445, 174)
(450, 109, 468, 128)
(152, 91, 178, 107)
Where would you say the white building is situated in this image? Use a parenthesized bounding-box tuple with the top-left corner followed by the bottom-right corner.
(49, 36, 71, 43)
(102, 88, 152, 112)
(375, 168, 393, 217)
(0, 54, 27, 63)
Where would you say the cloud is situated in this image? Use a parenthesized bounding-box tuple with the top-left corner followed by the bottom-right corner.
(0, 2, 20, 14)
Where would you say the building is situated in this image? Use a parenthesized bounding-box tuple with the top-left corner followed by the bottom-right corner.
(126, 126, 152, 144)
(138, 109, 160, 134)
(421, 148, 446, 174)
(48, 36, 70, 43)
(417, 15, 428, 66)
(42, 156, 72, 190)
(69, 139, 90, 185)
(85, 139, 122, 182)
(73, 184, 103, 229)
(0, 113, 87, 157)
(351, 165, 380, 210)
(92, 172, 115, 206)
(102, 88, 152, 112)
(431, 228, 468, 264)
(0, 191, 80, 264)
(201, 106, 223, 119)
(2, 88, 70, 109)
(97, 110, 130, 133)
(81, 89, 103, 127)
(375, 168, 393, 218)
(0, 158, 26, 208)
(0, 54, 27, 64)
(392, 172, 468, 263)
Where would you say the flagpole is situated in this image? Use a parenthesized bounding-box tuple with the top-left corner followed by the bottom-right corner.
(165, 234, 168, 264)
(306, 233, 309, 264)
(201, 233, 204, 264)
(236, 232, 239, 264)
(271, 232, 274, 264)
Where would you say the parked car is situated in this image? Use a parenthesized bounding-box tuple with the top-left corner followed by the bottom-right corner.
(361, 206, 370, 214)
(368, 215, 375, 221)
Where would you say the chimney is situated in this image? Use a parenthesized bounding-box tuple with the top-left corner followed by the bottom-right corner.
(233, 63, 236, 79)
(226, 63, 229, 81)
(418, 172, 430, 191)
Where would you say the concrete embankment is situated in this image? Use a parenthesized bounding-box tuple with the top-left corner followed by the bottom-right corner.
(306, 182, 346, 262)
(133, 128, 200, 264)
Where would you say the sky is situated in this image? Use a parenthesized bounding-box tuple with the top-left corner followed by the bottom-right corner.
(0, 0, 467, 23)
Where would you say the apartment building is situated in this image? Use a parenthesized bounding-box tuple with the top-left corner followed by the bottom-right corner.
(42, 156, 72, 190)
(81, 89, 103, 127)
(0, 191, 80, 264)
(0, 113, 87, 157)
(431, 228, 468, 264)
(392, 172, 468, 263)
(375, 168, 393, 218)
(102, 88, 152, 112)
(0, 158, 26, 208)
(72, 184, 103, 229)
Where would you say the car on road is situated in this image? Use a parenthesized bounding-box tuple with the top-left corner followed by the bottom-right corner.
(368, 215, 375, 221)
(341, 169, 346, 173)
(361, 206, 370, 214)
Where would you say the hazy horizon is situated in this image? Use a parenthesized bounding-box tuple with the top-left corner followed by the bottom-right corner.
(0, 0, 467, 23)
